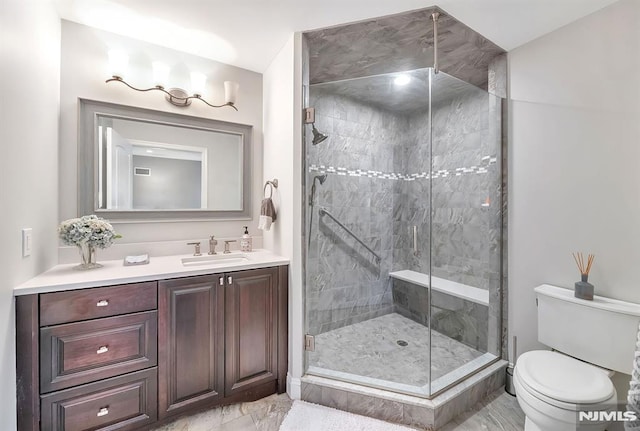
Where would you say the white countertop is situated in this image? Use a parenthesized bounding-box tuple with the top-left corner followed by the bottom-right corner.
(14, 249, 289, 296)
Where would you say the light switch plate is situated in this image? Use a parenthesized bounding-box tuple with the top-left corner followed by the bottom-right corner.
(22, 228, 32, 257)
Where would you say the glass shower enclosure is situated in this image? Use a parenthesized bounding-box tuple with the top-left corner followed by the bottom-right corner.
(304, 67, 502, 398)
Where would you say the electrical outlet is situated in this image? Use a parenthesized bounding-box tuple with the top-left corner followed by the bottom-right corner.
(22, 228, 32, 257)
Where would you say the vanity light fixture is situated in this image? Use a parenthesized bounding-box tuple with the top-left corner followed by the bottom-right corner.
(106, 50, 239, 111)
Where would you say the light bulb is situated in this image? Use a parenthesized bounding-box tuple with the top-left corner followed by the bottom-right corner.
(190, 72, 207, 96)
(394, 75, 411, 86)
(152, 62, 170, 88)
(224, 81, 239, 105)
(108, 50, 128, 79)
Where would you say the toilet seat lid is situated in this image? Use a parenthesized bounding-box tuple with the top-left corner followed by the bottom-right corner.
(516, 351, 614, 404)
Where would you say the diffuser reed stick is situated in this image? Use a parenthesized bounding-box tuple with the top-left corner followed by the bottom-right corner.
(572, 252, 595, 300)
(572, 252, 595, 276)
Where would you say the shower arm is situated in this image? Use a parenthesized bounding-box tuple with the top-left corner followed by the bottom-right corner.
(432, 12, 440, 74)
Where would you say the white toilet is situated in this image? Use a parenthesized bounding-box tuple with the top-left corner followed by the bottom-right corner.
(514, 284, 640, 431)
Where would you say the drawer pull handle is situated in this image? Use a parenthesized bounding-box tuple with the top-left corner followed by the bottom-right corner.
(219, 277, 224, 286)
(227, 276, 233, 284)
(96, 346, 109, 354)
(97, 407, 109, 417)
(96, 300, 109, 307)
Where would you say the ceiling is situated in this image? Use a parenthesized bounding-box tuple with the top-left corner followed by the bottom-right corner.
(304, 7, 505, 86)
(311, 69, 481, 114)
(54, 0, 620, 73)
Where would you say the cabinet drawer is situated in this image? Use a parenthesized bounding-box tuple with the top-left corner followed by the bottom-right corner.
(41, 368, 157, 431)
(41, 311, 157, 393)
(40, 281, 157, 326)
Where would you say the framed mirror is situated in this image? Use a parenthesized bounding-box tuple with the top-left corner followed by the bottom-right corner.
(79, 99, 252, 221)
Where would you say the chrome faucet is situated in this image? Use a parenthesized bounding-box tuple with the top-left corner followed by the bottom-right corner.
(208, 236, 218, 255)
(187, 241, 201, 256)
(223, 240, 236, 254)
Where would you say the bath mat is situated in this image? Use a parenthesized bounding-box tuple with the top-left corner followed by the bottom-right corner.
(279, 400, 416, 431)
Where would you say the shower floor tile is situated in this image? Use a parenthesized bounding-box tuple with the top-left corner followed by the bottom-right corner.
(308, 313, 484, 387)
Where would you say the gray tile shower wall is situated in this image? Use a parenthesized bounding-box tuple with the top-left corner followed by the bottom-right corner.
(396, 87, 501, 292)
(307, 81, 502, 340)
(394, 83, 502, 356)
(306, 89, 407, 335)
(308, 75, 503, 337)
(302, 7, 508, 415)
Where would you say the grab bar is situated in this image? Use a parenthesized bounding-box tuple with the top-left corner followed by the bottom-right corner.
(318, 208, 381, 264)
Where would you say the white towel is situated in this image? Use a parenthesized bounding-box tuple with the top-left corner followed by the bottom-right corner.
(259, 197, 277, 231)
(258, 215, 272, 231)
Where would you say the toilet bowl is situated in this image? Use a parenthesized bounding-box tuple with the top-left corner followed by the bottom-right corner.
(514, 350, 617, 431)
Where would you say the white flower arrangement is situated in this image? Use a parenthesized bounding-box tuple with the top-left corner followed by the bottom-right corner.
(58, 215, 121, 249)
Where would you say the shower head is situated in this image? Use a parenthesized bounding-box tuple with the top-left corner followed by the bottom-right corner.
(311, 124, 328, 145)
(315, 174, 328, 185)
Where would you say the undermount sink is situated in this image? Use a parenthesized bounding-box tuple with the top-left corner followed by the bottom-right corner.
(181, 253, 249, 267)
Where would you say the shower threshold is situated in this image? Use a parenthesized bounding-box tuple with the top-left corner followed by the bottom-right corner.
(307, 313, 498, 398)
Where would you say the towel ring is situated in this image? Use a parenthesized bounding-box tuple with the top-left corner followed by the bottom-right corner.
(264, 179, 278, 198)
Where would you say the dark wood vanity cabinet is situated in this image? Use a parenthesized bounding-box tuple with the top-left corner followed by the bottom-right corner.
(20, 281, 159, 431)
(16, 265, 288, 431)
(157, 266, 288, 420)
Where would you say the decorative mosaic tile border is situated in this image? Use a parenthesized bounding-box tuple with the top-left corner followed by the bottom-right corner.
(309, 156, 497, 180)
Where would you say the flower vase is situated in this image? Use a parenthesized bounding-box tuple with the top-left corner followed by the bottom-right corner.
(574, 274, 594, 300)
(75, 243, 102, 270)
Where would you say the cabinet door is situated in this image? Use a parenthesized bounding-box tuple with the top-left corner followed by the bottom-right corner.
(225, 267, 278, 397)
(158, 275, 224, 418)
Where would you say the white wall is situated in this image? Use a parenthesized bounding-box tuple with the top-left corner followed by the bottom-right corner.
(509, 0, 640, 369)
(0, 0, 61, 427)
(59, 20, 264, 245)
(262, 34, 304, 398)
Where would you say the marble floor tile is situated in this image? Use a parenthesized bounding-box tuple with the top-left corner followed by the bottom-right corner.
(439, 390, 524, 431)
(244, 393, 294, 431)
(151, 394, 292, 431)
(219, 415, 256, 431)
(152, 389, 523, 431)
(308, 313, 483, 387)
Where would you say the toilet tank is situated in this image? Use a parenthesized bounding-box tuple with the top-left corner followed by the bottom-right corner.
(535, 284, 640, 374)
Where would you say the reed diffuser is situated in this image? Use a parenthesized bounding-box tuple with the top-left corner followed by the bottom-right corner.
(572, 252, 595, 300)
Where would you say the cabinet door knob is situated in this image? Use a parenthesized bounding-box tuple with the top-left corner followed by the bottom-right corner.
(219, 277, 224, 286)
(96, 346, 109, 354)
(97, 407, 109, 417)
(96, 299, 109, 307)
(227, 276, 233, 284)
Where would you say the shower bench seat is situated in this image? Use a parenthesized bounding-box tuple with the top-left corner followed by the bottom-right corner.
(389, 270, 489, 306)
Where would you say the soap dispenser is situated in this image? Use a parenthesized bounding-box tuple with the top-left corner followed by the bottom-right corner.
(240, 226, 253, 252)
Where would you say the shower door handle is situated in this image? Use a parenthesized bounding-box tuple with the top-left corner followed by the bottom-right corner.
(412, 226, 419, 256)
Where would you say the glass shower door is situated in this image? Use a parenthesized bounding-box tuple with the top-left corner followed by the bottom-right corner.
(303, 67, 502, 399)
(428, 71, 503, 395)
(304, 69, 434, 397)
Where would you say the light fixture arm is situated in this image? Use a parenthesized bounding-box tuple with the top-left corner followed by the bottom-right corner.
(105, 76, 238, 111)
